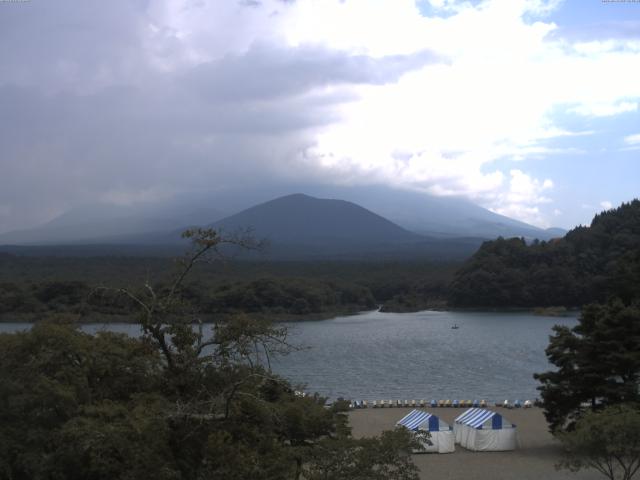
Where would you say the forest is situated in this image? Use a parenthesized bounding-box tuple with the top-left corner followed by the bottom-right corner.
(0, 256, 456, 322)
(3, 200, 639, 321)
(448, 200, 640, 308)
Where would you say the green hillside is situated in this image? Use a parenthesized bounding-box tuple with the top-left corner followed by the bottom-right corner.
(449, 200, 640, 308)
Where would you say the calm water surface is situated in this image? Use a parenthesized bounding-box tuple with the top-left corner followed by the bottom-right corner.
(272, 310, 578, 402)
(1, 310, 577, 402)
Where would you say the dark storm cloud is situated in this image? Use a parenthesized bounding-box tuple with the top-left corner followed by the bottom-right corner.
(0, 0, 443, 233)
(0, 1, 151, 92)
(186, 44, 442, 102)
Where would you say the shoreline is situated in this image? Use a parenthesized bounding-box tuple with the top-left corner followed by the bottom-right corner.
(0, 307, 370, 325)
(0, 305, 580, 324)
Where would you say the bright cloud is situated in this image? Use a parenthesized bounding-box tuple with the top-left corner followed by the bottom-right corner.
(625, 133, 640, 145)
(490, 170, 554, 227)
(570, 101, 638, 117)
(273, 0, 640, 224)
(601, 200, 613, 210)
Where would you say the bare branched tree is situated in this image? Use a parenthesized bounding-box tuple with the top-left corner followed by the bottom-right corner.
(94, 227, 305, 426)
(99, 228, 265, 368)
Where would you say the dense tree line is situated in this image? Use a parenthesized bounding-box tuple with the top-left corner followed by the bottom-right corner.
(206, 278, 376, 315)
(449, 200, 640, 308)
(0, 277, 375, 320)
(0, 258, 456, 320)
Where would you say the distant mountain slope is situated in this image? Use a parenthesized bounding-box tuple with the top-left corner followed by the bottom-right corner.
(212, 193, 422, 245)
(0, 185, 566, 246)
(201, 194, 487, 260)
(0, 202, 225, 245)
(305, 185, 565, 240)
(449, 199, 640, 307)
(0, 193, 487, 260)
(544, 227, 567, 237)
(0, 193, 492, 260)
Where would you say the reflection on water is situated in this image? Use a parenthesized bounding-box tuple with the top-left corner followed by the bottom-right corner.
(0, 309, 577, 402)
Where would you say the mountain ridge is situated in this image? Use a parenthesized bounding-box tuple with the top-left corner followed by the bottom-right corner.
(211, 193, 423, 245)
(0, 189, 566, 254)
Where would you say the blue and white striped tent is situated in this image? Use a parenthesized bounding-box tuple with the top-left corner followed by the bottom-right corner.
(397, 410, 454, 453)
(454, 408, 517, 451)
(455, 408, 505, 429)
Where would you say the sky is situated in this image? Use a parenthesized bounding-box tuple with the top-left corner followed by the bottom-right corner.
(0, 0, 639, 233)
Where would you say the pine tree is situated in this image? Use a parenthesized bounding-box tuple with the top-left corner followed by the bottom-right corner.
(535, 300, 640, 432)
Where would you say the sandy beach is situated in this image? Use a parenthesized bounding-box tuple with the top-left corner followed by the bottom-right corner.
(349, 407, 600, 480)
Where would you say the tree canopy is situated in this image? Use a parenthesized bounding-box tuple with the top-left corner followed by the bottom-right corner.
(449, 200, 640, 308)
(534, 300, 640, 433)
(557, 403, 640, 480)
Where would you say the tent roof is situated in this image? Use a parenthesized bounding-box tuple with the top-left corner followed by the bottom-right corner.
(454, 408, 504, 429)
(397, 409, 442, 431)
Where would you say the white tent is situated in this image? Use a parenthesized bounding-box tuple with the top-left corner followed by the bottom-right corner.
(396, 409, 455, 453)
(454, 408, 518, 451)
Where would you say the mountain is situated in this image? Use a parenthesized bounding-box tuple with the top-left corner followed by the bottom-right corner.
(212, 193, 422, 245)
(0, 193, 486, 260)
(300, 185, 565, 240)
(544, 227, 567, 237)
(0, 186, 565, 251)
(206, 193, 479, 260)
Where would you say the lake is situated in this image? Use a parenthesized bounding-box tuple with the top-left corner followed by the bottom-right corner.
(0, 309, 577, 402)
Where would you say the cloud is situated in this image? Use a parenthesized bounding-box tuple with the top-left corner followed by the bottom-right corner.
(569, 101, 638, 117)
(489, 170, 554, 227)
(600, 200, 613, 210)
(625, 133, 640, 145)
(100, 187, 177, 207)
(0, 81, 330, 231)
(185, 43, 442, 102)
(0, 0, 639, 232)
(275, 0, 639, 217)
(551, 20, 640, 42)
(0, 1, 443, 232)
(0, 1, 151, 94)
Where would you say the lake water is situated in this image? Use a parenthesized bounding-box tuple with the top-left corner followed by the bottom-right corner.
(0, 309, 577, 403)
(272, 310, 578, 402)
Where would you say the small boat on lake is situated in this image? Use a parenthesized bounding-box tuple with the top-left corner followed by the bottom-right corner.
(451, 324, 459, 329)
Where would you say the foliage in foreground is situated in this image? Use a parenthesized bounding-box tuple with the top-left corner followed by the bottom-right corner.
(557, 404, 640, 480)
(304, 429, 421, 480)
(0, 228, 420, 480)
(0, 319, 419, 480)
(535, 300, 640, 433)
